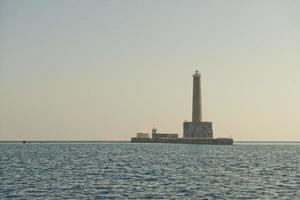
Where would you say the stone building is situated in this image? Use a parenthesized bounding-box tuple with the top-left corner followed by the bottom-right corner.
(151, 128, 178, 139)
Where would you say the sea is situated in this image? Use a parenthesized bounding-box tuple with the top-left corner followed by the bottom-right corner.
(0, 142, 299, 199)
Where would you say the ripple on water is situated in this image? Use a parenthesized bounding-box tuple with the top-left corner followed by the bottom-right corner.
(0, 143, 299, 199)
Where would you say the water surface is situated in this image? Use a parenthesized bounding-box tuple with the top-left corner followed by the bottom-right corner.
(1, 143, 299, 199)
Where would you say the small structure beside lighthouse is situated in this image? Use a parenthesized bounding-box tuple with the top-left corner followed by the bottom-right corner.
(131, 71, 233, 145)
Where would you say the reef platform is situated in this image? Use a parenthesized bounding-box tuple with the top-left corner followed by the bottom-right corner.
(131, 137, 233, 145)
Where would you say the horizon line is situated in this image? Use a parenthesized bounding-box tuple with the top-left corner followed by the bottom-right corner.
(0, 140, 300, 143)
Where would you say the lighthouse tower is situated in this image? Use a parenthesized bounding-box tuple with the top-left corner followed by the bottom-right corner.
(192, 70, 202, 122)
(183, 71, 213, 138)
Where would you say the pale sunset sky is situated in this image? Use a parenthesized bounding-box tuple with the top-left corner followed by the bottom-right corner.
(0, 0, 299, 141)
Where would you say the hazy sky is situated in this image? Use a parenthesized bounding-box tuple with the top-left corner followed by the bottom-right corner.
(1, 0, 300, 141)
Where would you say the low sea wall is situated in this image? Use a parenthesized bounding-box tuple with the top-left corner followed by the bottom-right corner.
(131, 137, 233, 145)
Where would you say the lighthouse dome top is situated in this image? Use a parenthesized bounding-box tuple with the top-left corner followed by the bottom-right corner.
(193, 70, 201, 77)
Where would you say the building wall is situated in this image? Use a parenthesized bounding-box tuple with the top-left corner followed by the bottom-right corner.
(152, 133, 178, 139)
(136, 133, 149, 138)
(183, 121, 213, 139)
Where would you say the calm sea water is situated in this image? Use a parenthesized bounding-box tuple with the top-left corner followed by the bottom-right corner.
(0, 143, 299, 199)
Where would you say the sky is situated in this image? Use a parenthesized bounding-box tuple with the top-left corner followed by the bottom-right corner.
(1, 0, 300, 141)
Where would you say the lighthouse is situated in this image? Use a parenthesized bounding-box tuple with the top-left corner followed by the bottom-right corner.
(131, 70, 233, 145)
(192, 70, 202, 122)
(183, 71, 213, 138)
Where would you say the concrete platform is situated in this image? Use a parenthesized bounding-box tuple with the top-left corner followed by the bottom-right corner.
(131, 137, 233, 145)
